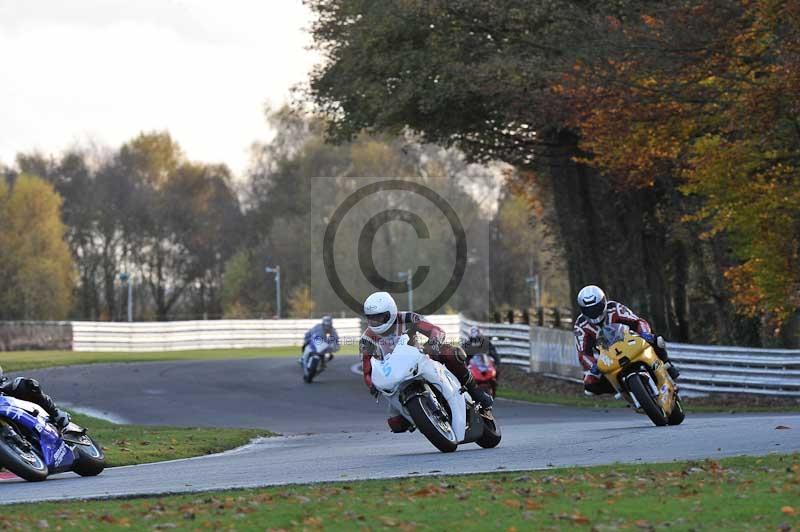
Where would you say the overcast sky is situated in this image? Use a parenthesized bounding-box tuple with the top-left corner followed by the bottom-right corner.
(0, 0, 318, 177)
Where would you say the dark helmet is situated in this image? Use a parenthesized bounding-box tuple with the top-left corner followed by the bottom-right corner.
(468, 326, 483, 344)
(321, 315, 333, 332)
(577, 285, 607, 325)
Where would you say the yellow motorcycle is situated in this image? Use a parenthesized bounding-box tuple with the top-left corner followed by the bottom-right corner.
(595, 323, 685, 426)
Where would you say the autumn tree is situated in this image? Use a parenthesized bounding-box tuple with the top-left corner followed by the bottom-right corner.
(13, 133, 245, 321)
(560, 0, 800, 338)
(120, 132, 244, 321)
(288, 284, 317, 318)
(0, 175, 74, 320)
(303, 0, 800, 344)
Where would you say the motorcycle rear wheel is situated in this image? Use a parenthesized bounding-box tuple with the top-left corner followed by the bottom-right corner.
(407, 394, 458, 453)
(0, 424, 48, 482)
(72, 434, 106, 477)
(628, 374, 668, 426)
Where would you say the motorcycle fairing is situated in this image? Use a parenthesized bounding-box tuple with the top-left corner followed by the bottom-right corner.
(371, 336, 467, 441)
(0, 396, 76, 470)
(303, 340, 329, 371)
(597, 327, 677, 414)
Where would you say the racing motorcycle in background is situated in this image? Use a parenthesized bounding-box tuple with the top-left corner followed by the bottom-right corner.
(595, 323, 685, 427)
(370, 335, 501, 453)
(468, 353, 497, 398)
(0, 395, 105, 481)
(302, 340, 333, 383)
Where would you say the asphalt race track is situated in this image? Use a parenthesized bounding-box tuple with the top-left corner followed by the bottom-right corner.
(1, 356, 798, 504)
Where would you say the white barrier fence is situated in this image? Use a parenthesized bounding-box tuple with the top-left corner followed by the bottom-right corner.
(34, 315, 800, 396)
(70, 314, 463, 353)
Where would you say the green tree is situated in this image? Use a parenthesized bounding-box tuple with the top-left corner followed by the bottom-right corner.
(0, 175, 74, 319)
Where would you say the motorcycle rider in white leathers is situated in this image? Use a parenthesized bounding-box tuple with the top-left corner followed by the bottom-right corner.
(359, 292, 493, 433)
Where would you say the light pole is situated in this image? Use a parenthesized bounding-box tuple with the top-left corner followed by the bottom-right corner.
(397, 269, 413, 311)
(525, 275, 540, 310)
(119, 273, 133, 322)
(265, 266, 281, 318)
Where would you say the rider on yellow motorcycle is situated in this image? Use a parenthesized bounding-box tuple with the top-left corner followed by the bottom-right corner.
(574, 285, 679, 395)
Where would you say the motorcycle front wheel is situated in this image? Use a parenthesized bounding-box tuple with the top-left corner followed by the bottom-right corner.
(71, 434, 106, 477)
(627, 374, 668, 426)
(0, 423, 48, 482)
(476, 413, 501, 448)
(667, 395, 685, 426)
(303, 356, 320, 383)
(407, 393, 458, 453)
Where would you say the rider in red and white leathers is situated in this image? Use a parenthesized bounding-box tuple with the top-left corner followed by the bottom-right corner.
(360, 292, 493, 433)
(574, 285, 679, 395)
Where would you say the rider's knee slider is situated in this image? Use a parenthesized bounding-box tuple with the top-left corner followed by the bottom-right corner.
(387, 415, 411, 433)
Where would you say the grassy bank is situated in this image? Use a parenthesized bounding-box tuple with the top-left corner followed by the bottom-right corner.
(2, 344, 359, 373)
(66, 412, 274, 467)
(499, 366, 800, 413)
(2, 453, 798, 530)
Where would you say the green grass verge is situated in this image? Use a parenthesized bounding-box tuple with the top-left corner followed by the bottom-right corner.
(497, 387, 800, 413)
(2, 344, 359, 373)
(498, 387, 627, 410)
(68, 412, 274, 467)
(2, 454, 798, 530)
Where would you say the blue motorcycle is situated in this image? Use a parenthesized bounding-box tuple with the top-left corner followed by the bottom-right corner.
(0, 395, 105, 481)
(301, 340, 333, 383)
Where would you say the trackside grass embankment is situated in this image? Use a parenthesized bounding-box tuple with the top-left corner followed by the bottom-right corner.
(2, 453, 798, 530)
(1, 344, 359, 373)
(68, 412, 275, 467)
(499, 366, 800, 413)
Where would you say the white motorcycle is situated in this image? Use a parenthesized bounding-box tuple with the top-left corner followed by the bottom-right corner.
(370, 335, 501, 453)
(302, 340, 332, 383)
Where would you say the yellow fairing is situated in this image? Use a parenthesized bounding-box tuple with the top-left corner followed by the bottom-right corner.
(596, 330, 677, 414)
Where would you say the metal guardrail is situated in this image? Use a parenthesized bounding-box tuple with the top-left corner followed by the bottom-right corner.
(460, 316, 532, 367)
(460, 318, 800, 396)
(668, 343, 800, 396)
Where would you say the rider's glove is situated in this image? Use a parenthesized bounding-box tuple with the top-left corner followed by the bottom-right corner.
(426, 339, 442, 355)
(53, 409, 71, 430)
(369, 385, 380, 399)
(589, 364, 601, 377)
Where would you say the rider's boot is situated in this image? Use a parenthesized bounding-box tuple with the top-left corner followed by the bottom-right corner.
(665, 361, 680, 380)
(36, 390, 71, 430)
(51, 408, 71, 431)
(387, 415, 413, 433)
(464, 374, 494, 409)
(652, 336, 680, 380)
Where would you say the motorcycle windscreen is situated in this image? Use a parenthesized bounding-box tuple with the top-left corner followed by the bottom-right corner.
(597, 323, 630, 349)
(469, 354, 491, 371)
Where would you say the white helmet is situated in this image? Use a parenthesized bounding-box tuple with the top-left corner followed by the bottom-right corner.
(363, 291, 398, 335)
(577, 285, 607, 325)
